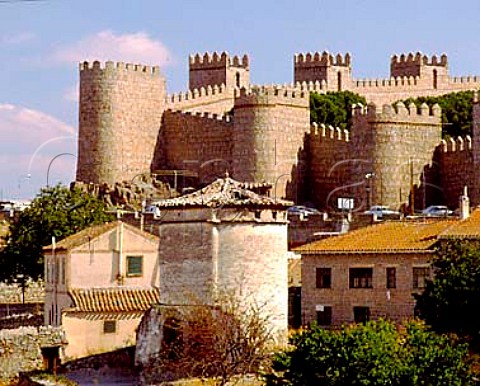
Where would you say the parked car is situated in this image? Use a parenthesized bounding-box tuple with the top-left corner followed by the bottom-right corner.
(363, 205, 400, 218)
(421, 205, 453, 217)
(287, 205, 321, 216)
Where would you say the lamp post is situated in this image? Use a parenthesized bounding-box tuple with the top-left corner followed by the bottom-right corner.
(365, 172, 375, 209)
(16, 273, 25, 304)
(46, 152, 76, 188)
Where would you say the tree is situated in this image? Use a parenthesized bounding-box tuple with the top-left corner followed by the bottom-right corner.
(415, 240, 480, 346)
(0, 184, 113, 281)
(264, 319, 477, 386)
(310, 91, 367, 130)
(397, 91, 475, 139)
(138, 292, 277, 386)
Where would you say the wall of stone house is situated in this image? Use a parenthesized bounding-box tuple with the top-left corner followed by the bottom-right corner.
(301, 252, 433, 327)
(159, 110, 233, 184)
(76, 61, 166, 185)
(436, 137, 475, 209)
(0, 326, 65, 381)
(351, 102, 442, 211)
(0, 280, 44, 304)
(232, 86, 310, 201)
(307, 123, 352, 211)
(61, 312, 141, 361)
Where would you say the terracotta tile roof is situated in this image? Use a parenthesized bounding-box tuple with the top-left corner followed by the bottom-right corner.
(68, 287, 160, 312)
(295, 219, 457, 254)
(439, 208, 480, 239)
(152, 176, 293, 209)
(43, 221, 159, 251)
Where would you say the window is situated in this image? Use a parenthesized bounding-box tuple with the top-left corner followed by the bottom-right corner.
(413, 267, 430, 289)
(349, 268, 373, 288)
(235, 72, 241, 87)
(354, 306, 370, 324)
(316, 306, 332, 326)
(103, 320, 116, 334)
(386, 267, 396, 289)
(126, 256, 143, 277)
(316, 268, 331, 289)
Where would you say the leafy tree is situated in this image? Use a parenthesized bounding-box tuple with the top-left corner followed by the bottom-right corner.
(0, 184, 113, 281)
(415, 240, 480, 346)
(310, 91, 367, 130)
(397, 90, 475, 139)
(264, 319, 476, 386)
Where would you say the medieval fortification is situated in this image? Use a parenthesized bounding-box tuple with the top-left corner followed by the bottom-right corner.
(76, 51, 480, 212)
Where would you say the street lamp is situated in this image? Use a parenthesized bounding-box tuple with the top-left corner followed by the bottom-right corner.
(16, 273, 26, 304)
(46, 153, 76, 188)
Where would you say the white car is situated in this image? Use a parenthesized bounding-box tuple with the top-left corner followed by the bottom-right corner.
(364, 205, 400, 218)
(287, 205, 321, 216)
(421, 205, 453, 217)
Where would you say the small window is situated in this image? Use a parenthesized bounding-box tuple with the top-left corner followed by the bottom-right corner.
(349, 268, 373, 288)
(103, 320, 116, 334)
(413, 267, 430, 289)
(386, 267, 396, 289)
(316, 306, 332, 326)
(235, 72, 241, 88)
(353, 306, 370, 324)
(127, 256, 143, 277)
(316, 268, 331, 289)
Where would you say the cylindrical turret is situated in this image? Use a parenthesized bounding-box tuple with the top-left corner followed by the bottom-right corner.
(76, 61, 166, 185)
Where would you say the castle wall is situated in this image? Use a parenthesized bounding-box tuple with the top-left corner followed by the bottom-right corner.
(189, 52, 249, 90)
(351, 102, 442, 211)
(160, 110, 233, 184)
(308, 123, 352, 210)
(436, 137, 475, 209)
(232, 87, 310, 201)
(77, 61, 166, 185)
(472, 95, 480, 206)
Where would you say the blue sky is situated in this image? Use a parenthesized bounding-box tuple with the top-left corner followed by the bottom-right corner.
(1, 0, 480, 199)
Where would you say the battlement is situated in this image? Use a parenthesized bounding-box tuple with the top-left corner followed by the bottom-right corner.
(294, 51, 351, 67)
(79, 60, 162, 76)
(189, 52, 249, 69)
(165, 109, 233, 123)
(355, 76, 419, 87)
(390, 52, 448, 67)
(353, 101, 441, 121)
(310, 123, 350, 142)
(439, 135, 473, 153)
(234, 86, 309, 107)
(166, 83, 230, 104)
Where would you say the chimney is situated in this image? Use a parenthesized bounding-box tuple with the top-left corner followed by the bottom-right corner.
(459, 185, 470, 220)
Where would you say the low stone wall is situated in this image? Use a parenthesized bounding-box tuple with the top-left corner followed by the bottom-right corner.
(0, 326, 66, 382)
(0, 280, 45, 304)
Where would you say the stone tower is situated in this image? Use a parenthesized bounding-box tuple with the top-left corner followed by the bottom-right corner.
(294, 52, 352, 91)
(76, 61, 166, 185)
(390, 53, 448, 90)
(232, 87, 310, 201)
(189, 52, 250, 90)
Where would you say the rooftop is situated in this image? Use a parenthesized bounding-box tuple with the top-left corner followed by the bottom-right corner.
(68, 287, 160, 313)
(439, 208, 480, 239)
(151, 176, 293, 209)
(295, 219, 457, 254)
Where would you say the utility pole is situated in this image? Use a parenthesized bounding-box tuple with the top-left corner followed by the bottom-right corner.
(409, 159, 414, 215)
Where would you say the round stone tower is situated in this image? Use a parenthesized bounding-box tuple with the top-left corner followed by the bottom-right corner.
(232, 87, 310, 201)
(76, 61, 166, 185)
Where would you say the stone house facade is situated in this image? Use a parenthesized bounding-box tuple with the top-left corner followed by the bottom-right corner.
(297, 219, 456, 327)
(76, 50, 480, 212)
(43, 221, 160, 361)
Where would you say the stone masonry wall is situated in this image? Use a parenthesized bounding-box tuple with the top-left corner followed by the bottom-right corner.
(232, 87, 310, 201)
(160, 110, 233, 184)
(436, 137, 475, 209)
(301, 252, 433, 327)
(77, 61, 166, 185)
(308, 123, 351, 210)
(0, 280, 44, 304)
(0, 326, 65, 381)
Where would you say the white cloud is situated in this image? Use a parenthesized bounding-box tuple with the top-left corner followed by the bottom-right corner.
(53, 30, 173, 67)
(0, 104, 76, 198)
(0, 32, 35, 46)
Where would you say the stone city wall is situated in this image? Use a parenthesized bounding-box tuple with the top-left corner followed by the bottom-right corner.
(160, 110, 233, 184)
(0, 326, 65, 381)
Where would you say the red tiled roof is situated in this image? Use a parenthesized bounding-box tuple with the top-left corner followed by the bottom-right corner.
(43, 221, 159, 251)
(295, 219, 457, 254)
(68, 287, 160, 312)
(439, 208, 480, 239)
